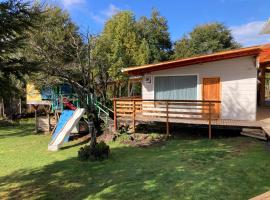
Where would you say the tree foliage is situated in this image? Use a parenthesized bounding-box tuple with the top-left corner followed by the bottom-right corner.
(0, 0, 39, 98)
(27, 5, 103, 147)
(174, 23, 241, 59)
(102, 11, 139, 81)
(26, 5, 80, 89)
(137, 9, 172, 63)
(93, 9, 172, 98)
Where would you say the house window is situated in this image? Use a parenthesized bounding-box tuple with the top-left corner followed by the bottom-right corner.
(154, 75, 197, 100)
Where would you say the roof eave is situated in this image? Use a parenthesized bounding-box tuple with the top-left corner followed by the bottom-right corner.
(123, 48, 261, 76)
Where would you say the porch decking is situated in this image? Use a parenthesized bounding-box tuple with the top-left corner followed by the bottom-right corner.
(114, 98, 270, 137)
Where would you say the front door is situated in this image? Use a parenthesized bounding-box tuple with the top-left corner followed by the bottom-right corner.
(202, 77, 221, 118)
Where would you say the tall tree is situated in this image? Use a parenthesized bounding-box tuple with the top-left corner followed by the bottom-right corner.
(0, 0, 40, 117)
(27, 5, 105, 147)
(136, 38, 150, 65)
(91, 36, 111, 104)
(174, 23, 241, 59)
(26, 5, 78, 78)
(137, 9, 172, 63)
(96, 11, 140, 97)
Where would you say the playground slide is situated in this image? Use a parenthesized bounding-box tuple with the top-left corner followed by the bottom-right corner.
(48, 108, 85, 151)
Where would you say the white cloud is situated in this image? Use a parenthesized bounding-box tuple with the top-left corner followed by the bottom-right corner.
(231, 21, 270, 46)
(91, 4, 121, 24)
(101, 4, 120, 18)
(60, 0, 84, 7)
(90, 13, 105, 24)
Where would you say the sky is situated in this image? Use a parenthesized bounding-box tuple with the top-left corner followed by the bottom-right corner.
(48, 0, 270, 47)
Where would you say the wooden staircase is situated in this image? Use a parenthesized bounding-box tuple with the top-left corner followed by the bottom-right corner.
(241, 128, 268, 140)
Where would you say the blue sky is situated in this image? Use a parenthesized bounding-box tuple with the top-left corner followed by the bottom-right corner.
(48, 0, 270, 46)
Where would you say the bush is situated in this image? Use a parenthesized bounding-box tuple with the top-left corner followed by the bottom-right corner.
(118, 125, 130, 134)
(117, 134, 134, 143)
(78, 141, 110, 161)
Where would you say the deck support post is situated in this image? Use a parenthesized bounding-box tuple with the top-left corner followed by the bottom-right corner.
(114, 99, 117, 132)
(166, 101, 169, 137)
(132, 100, 136, 133)
(260, 67, 266, 106)
(208, 102, 212, 139)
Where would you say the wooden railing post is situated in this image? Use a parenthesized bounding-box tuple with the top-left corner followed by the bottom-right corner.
(133, 100, 136, 132)
(166, 101, 169, 137)
(114, 99, 117, 132)
(208, 102, 212, 139)
(33, 105, 39, 134)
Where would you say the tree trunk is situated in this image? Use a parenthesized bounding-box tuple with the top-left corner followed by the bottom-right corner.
(84, 103, 102, 148)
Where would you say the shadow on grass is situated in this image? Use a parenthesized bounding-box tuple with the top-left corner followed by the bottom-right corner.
(0, 123, 35, 139)
(61, 137, 91, 150)
(1, 138, 269, 200)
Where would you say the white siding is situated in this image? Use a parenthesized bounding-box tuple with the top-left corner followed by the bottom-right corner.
(142, 56, 257, 121)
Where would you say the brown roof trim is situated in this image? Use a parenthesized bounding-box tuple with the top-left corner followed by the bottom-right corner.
(123, 45, 263, 76)
(259, 45, 270, 65)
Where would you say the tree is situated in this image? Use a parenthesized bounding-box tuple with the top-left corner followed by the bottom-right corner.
(91, 36, 111, 105)
(27, 5, 103, 147)
(174, 23, 241, 59)
(26, 5, 79, 87)
(0, 0, 40, 117)
(136, 38, 150, 65)
(96, 11, 140, 97)
(137, 9, 172, 63)
(92, 10, 173, 99)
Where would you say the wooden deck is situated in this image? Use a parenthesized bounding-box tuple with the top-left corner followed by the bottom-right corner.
(113, 98, 270, 137)
(125, 115, 261, 127)
(133, 106, 270, 128)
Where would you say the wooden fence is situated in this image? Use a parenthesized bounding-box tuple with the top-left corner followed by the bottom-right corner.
(113, 98, 221, 139)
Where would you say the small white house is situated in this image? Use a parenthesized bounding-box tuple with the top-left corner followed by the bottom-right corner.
(115, 44, 270, 137)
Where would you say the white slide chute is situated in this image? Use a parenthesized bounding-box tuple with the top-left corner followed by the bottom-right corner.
(48, 108, 85, 151)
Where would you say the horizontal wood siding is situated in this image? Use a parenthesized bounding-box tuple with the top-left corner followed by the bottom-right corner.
(142, 56, 257, 121)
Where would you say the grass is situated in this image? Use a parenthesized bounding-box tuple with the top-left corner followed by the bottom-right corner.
(1, 121, 270, 199)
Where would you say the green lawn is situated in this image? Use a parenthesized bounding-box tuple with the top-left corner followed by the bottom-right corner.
(0, 121, 270, 200)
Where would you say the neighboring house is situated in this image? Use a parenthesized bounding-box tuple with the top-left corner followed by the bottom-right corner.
(114, 44, 270, 138)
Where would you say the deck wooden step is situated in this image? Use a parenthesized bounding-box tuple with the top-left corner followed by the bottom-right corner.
(262, 127, 270, 137)
(241, 128, 267, 140)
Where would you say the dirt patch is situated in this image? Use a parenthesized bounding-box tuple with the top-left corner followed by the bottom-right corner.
(97, 132, 116, 143)
(231, 139, 257, 155)
(120, 133, 168, 148)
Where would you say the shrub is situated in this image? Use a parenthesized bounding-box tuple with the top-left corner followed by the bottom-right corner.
(117, 134, 134, 143)
(118, 125, 130, 134)
(78, 141, 110, 161)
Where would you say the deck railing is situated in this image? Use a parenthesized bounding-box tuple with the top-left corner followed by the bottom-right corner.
(113, 98, 221, 139)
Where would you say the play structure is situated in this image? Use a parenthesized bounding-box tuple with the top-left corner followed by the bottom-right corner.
(48, 95, 86, 151)
(26, 83, 113, 151)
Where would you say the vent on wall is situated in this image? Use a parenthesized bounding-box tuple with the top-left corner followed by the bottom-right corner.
(144, 76, 152, 84)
